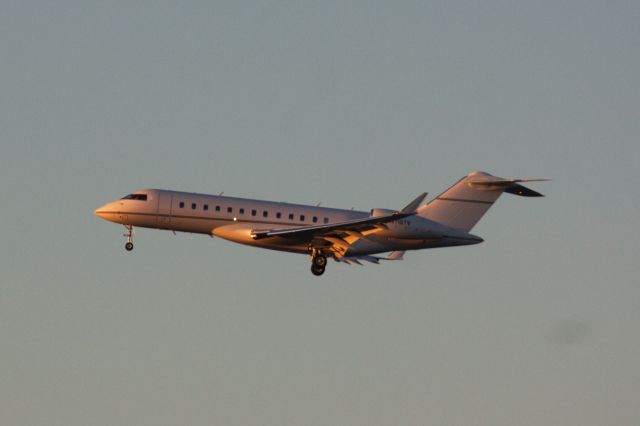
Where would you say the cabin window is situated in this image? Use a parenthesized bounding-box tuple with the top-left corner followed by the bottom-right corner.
(239, 208, 245, 214)
(263, 211, 268, 218)
(227, 207, 233, 213)
(179, 202, 184, 208)
(276, 212, 281, 219)
(191, 203, 197, 210)
(288, 213, 294, 220)
(324, 217, 329, 224)
(122, 194, 147, 201)
(215, 206, 220, 212)
(251, 209, 257, 216)
(300, 214, 305, 221)
(204, 204, 209, 211)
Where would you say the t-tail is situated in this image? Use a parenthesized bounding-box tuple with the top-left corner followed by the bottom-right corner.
(417, 171, 548, 232)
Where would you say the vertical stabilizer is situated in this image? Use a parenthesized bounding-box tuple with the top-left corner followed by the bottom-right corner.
(417, 171, 546, 232)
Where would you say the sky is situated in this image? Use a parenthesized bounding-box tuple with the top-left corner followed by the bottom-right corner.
(1, 1, 639, 425)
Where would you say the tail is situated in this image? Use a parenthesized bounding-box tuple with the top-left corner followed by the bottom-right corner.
(417, 171, 548, 232)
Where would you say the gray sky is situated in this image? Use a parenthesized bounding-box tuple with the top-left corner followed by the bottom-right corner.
(1, 1, 639, 425)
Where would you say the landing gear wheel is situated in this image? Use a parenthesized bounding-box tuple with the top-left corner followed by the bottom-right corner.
(313, 254, 327, 268)
(311, 264, 325, 276)
(123, 225, 134, 252)
(308, 247, 328, 276)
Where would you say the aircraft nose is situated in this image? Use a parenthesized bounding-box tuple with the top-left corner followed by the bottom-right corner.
(94, 204, 109, 219)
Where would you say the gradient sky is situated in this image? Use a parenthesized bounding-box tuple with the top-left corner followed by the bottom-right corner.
(1, 1, 639, 425)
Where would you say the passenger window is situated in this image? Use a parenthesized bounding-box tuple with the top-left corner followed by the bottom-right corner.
(204, 204, 209, 211)
(251, 209, 257, 216)
(300, 214, 305, 221)
(239, 208, 245, 214)
(312, 216, 318, 223)
(276, 212, 281, 219)
(324, 217, 329, 224)
(227, 207, 233, 213)
(288, 213, 294, 220)
(263, 211, 268, 218)
(191, 203, 197, 210)
(179, 202, 184, 208)
(215, 206, 220, 212)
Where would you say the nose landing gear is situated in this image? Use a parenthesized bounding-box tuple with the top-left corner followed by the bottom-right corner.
(123, 225, 134, 251)
(310, 249, 327, 276)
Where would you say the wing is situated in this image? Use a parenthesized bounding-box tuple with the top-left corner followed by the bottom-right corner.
(250, 193, 427, 257)
(251, 211, 408, 240)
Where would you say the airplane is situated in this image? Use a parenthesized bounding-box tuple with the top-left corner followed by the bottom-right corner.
(94, 171, 547, 276)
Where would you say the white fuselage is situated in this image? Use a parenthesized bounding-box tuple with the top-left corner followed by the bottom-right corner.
(95, 189, 482, 257)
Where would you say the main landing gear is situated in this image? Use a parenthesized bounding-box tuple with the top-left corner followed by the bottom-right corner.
(123, 225, 134, 251)
(310, 249, 327, 276)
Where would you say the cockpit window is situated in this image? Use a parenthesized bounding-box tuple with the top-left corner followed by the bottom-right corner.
(121, 193, 148, 201)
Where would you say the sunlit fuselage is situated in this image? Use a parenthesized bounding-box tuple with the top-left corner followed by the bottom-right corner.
(95, 189, 482, 257)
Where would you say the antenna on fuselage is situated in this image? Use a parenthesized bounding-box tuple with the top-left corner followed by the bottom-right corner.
(218, 191, 224, 196)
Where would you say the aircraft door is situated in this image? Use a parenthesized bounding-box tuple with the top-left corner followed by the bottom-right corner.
(157, 192, 172, 228)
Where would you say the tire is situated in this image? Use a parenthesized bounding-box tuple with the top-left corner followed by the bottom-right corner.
(125, 242, 134, 251)
(313, 255, 327, 268)
(311, 264, 325, 276)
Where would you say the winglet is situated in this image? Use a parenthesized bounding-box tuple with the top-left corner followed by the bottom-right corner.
(400, 192, 428, 214)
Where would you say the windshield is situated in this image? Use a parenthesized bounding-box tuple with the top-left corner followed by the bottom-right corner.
(121, 193, 148, 201)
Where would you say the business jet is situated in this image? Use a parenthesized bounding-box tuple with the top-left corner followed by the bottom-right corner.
(95, 171, 546, 276)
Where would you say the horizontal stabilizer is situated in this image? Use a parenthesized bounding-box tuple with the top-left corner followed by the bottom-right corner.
(504, 183, 544, 197)
(469, 178, 549, 185)
(468, 177, 548, 197)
